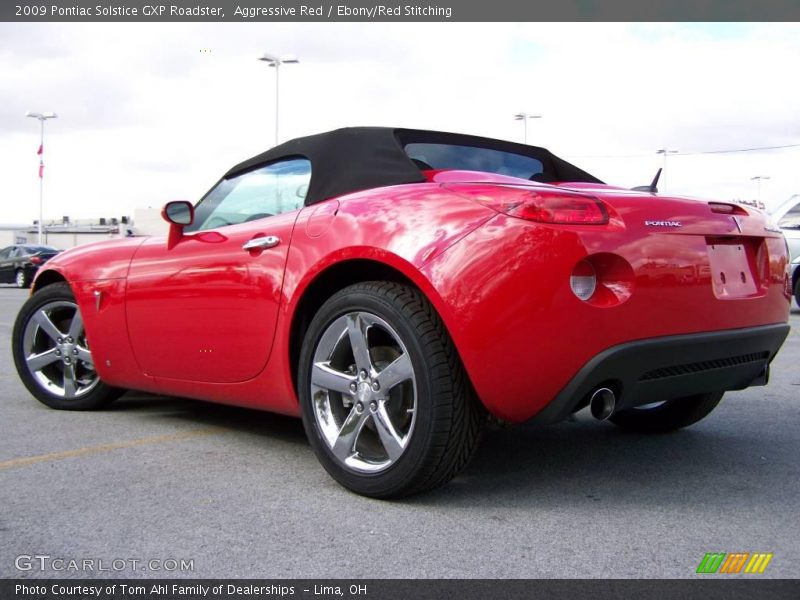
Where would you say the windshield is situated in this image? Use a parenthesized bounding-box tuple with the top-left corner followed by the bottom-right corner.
(404, 142, 544, 180)
(22, 245, 57, 254)
(778, 201, 800, 229)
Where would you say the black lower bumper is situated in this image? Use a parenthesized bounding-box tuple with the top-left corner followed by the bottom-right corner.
(532, 323, 790, 424)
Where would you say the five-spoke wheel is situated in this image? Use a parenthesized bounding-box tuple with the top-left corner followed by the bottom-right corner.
(21, 300, 98, 399)
(310, 311, 417, 473)
(299, 281, 483, 498)
(13, 282, 123, 410)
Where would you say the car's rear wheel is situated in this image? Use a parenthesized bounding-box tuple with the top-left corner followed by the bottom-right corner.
(15, 269, 29, 289)
(609, 392, 724, 433)
(298, 281, 484, 498)
(12, 282, 124, 410)
(794, 276, 800, 308)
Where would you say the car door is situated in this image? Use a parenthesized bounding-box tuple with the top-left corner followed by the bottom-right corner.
(125, 158, 312, 383)
(0, 247, 14, 283)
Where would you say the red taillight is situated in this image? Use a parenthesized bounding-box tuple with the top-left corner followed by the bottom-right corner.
(29, 256, 43, 265)
(709, 202, 748, 216)
(446, 184, 609, 225)
(514, 193, 608, 224)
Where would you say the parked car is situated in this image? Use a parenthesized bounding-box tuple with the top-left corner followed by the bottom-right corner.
(0, 244, 60, 288)
(769, 194, 800, 307)
(11, 128, 792, 498)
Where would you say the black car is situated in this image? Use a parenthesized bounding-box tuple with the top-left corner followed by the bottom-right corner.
(0, 244, 61, 288)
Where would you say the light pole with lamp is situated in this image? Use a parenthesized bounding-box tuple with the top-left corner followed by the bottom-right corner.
(656, 148, 679, 193)
(258, 53, 299, 147)
(750, 175, 770, 205)
(26, 111, 58, 244)
(513, 112, 541, 144)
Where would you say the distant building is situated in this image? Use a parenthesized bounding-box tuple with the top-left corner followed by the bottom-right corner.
(0, 210, 167, 250)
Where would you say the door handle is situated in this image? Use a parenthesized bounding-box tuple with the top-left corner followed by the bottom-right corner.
(242, 236, 280, 251)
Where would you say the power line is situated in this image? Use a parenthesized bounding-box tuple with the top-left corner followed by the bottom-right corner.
(567, 142, 800, 159)
(680, 143, 800, 155)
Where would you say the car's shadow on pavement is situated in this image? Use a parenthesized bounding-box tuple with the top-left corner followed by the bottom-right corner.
(107, 390, 782, 507)
(110, 391, 308, 446)
(412, 417, 778, 507)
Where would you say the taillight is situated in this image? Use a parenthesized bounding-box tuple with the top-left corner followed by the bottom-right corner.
(446, 184, 609, 225)
(513, 193, 608, 224)
(755, 240, 768, 283)
(709, 202, 748, 215)
(29, 256, 42, 265)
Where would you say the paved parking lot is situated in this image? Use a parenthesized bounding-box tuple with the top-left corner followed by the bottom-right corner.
(0, 286, 798, 579)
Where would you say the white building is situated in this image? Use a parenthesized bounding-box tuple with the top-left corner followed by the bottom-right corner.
(0, 209, 167, 250)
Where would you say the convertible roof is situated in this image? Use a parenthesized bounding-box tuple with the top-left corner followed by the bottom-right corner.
(225, 127, 603, 205)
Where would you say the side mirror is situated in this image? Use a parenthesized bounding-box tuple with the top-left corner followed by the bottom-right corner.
(162, 201, 194, 248)
(162, 200, 194, 226)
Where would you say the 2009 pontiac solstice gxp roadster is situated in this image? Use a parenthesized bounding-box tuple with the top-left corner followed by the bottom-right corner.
(12, 128, 792, 498)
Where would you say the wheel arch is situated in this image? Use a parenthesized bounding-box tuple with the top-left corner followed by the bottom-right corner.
(286, 257, 451, 395)
(31, 268, 68, 293)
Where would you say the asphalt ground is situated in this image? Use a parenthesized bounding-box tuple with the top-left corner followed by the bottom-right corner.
(0, 286, 798, 579)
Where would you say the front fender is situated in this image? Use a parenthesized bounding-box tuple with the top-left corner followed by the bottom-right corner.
(34, 236, 148, 285)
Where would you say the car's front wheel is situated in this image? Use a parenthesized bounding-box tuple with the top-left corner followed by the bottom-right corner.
(15, 269, 29, 289)
(12, 282, 124, 410)
(609, 392, 724, 433)
(298, 281, 483, 498)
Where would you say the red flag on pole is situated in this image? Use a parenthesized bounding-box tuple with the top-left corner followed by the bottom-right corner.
(37, 144, 43, 155)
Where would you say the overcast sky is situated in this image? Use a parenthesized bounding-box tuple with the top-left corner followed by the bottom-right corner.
(1, 22, 799, 225)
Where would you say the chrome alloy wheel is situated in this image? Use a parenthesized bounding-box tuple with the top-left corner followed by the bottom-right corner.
(16, 270, 27, 288)
(22, 300, 99, 399)
(311, 311, 417, 473)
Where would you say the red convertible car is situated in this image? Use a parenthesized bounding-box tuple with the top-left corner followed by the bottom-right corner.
(12, 128, 792, 497)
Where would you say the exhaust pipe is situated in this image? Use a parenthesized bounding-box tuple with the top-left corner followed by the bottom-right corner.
(590, 387, 616, 421)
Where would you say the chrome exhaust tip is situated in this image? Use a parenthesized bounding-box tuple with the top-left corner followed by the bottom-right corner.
(589, 387, 616, 421)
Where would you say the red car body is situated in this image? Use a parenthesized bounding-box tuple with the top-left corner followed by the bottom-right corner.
(18, 127, 791, 496)
(34, 170, 790, 423)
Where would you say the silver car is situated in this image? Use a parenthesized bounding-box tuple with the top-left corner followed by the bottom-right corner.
(770, 194, 800, 307)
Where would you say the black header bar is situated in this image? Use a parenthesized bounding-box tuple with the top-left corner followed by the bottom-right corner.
(3, 0, 800, 22)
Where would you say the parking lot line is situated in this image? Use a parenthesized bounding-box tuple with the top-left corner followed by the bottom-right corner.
(0, 427, 225, 471)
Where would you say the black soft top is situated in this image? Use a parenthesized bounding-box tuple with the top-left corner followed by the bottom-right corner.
(225, 127, 603, 206)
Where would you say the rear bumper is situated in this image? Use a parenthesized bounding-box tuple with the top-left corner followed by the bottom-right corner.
(531, 323, 790, 424)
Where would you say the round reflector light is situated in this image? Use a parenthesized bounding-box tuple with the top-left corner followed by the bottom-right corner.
(570, 260, 596, 301)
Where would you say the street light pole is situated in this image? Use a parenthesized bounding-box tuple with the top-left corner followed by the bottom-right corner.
(656, 148, 679, 193)
(258, 53, 299, 147)
(750, 175, 770, 204)
(513, 112, 542, 144)
(26, 111, 58, 244)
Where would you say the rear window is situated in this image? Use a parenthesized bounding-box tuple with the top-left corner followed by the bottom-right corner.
(404, 142, 544, 180)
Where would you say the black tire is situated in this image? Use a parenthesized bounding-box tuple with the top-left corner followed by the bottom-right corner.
(609, 392, 724, 433)
(15, 269, 29, 289)
(12, 282, 125, 410)
(794, 276, 800, 309)
(298, 281, 484, 498)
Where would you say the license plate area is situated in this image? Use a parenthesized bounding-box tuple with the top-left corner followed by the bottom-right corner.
(706, 237, 759, 299)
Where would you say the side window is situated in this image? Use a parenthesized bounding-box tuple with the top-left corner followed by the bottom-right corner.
(0, 248, 11, 260)
(8, 247, 20, 258)
(189, 159, 312, 232)
(777, 202, 800, 229)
